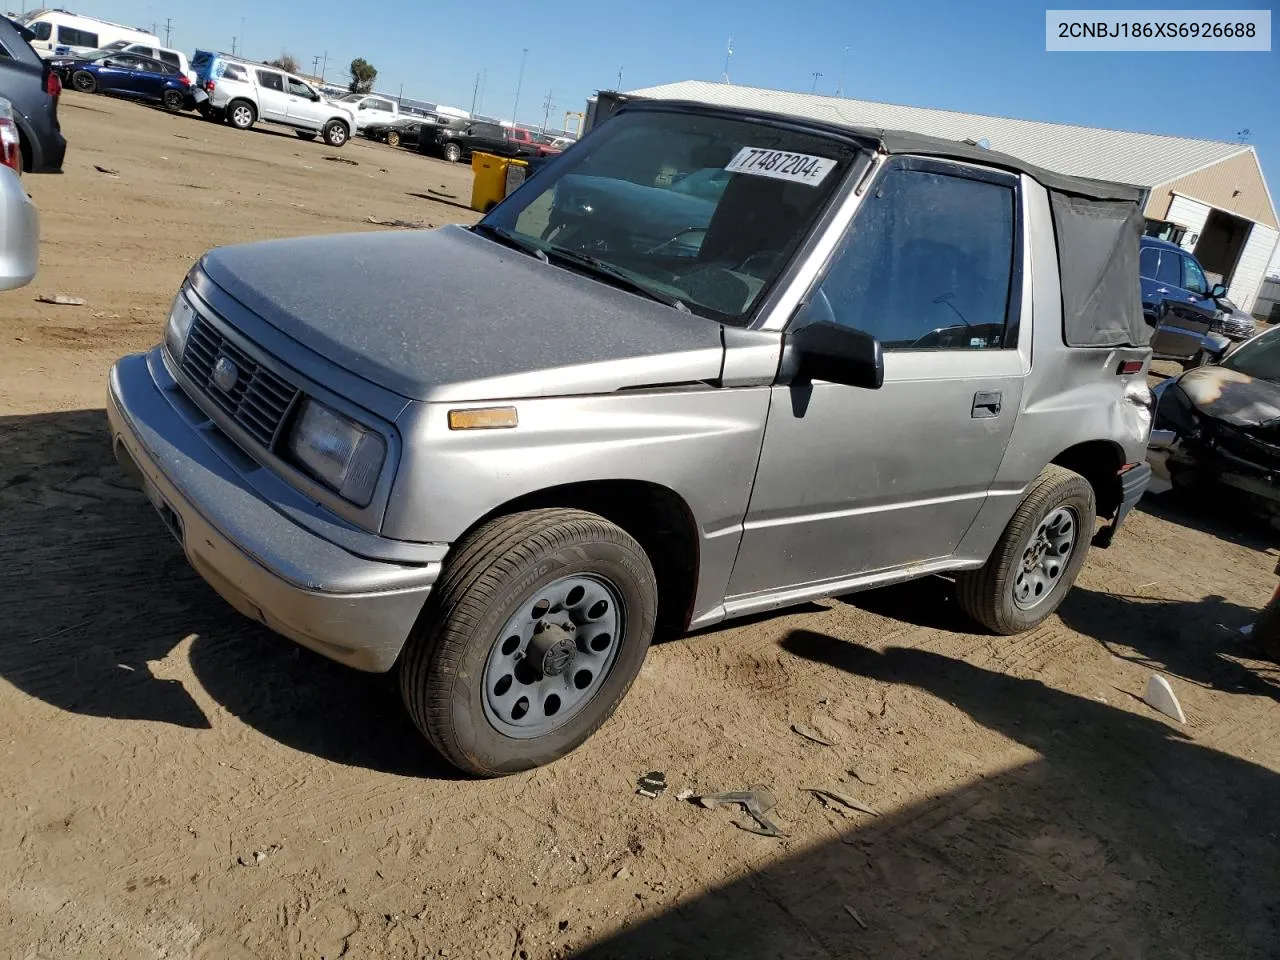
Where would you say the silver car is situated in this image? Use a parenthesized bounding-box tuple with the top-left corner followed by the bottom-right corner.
(0, 99, 38, 290)
(107, 100, 1154, 775)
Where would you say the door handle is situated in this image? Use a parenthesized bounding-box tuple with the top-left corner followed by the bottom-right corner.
(972, 390, 1003, 419)
(1156, 287, 1169, 294)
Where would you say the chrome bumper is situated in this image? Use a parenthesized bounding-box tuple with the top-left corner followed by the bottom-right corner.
(106, 349, 440, 672)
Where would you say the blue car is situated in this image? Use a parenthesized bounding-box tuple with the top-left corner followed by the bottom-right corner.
(61, 52, 194, 112)
(1139, 236, 1235, 368)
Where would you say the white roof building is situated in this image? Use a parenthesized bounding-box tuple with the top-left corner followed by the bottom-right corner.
(626, 80, 1279, 315)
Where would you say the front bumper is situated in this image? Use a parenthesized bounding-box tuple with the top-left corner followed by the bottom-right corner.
(106, 349, 440, 672)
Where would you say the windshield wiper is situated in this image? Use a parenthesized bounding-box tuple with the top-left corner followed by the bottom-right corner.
(544, 246, 690, 312)
(472, 223, 549, 264)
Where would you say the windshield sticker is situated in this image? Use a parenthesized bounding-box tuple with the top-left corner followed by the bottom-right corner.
(725, 147, 836, 186)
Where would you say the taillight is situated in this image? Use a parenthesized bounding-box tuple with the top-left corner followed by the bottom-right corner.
(179, 75, 191, 87)
(45, 70, 62, 97)
(205, 80, 215, 93)
(1117, 359, 1144, 375)
(0, 110, 21, 174)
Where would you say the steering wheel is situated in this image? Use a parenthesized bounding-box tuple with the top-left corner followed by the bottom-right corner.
(909, 324, 975, 349)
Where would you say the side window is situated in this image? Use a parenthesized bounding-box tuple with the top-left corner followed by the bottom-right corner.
(286, 77, 312, 98)
(29, 22, 52, 41)
(371, 99, 393, 111)
(811, 161, 1017, 350)
(1182, 256, 1208, 295)
(58, 26, 98, 47)
(222, 63, 248, 82)
(1139, 247, 1159, 278)
(1155, 251, 1181, 286)
(158, 51, 179, 67)
(256, 70, 284, 92)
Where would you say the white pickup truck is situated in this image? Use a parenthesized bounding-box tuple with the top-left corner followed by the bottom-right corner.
(329, 93, 402, 133)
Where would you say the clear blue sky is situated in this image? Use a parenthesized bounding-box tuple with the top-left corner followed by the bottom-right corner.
(28, 0, 1280, 189)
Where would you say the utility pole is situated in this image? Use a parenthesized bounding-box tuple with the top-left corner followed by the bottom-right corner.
(471, 71, 480, 114)
(616, 65, 623, 90)
(810, 70, 823, 93)
(723, 37, 733, 83)
(398, 82, 404, 106)
(540, 89, 554, 134)
(163, 17, 172, 47)
(320, 50, 328, 84)
(478, 69, 487, 114)
(231, 36, 237, 55)
(511, 47, 528, 123)
(836, 45, 849, 96)
(311, 55, 321, 78)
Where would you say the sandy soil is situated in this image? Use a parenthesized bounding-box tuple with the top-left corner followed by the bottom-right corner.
(1, 95, 1278, 960)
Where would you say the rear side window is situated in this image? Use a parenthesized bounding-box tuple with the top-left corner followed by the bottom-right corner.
(158, 51, 179, 67)
(256, 70, 284, 91)
(221, 63, 248, 82)
(1139, 247, 1159, 278)
(814, 160, 1018, 350)
(1155, 251, 1181, 286)
(57, 26, 98, 47)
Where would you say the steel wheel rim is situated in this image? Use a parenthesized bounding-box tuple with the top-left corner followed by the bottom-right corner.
(482, 573, 624, 739)
(1013, 506, 1078, 610)
(232, 106, 251, 126)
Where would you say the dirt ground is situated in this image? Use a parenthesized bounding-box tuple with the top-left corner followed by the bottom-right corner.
(2, 95, 1279, 960)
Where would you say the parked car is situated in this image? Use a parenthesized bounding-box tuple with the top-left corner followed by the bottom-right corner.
(64, 53, 196, 112)
(419, 117, 534, 162)
(17, 9, 157, 60)
(1147, 324, 1280, 524)
(1139, 236, 1247, 367)
(530, 132, 562, 157)
(363, 117, 430, 148)
(106, 99, 1154, 776)
(0, 15, 66, 173)
(330, 92, 401, 133)
(53, 41, 194, 84)
(0, 100, 39, 288)
(193, 52, 355, 147)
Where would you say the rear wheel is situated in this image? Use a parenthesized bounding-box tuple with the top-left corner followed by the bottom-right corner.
(399, 508, 658, 776)
(162, 89, 184, 112)
(72, 70, 97, 94)
(323, 120, 348, 147)
(228, 100, 256, 130)
(956, 465, 1096, 634)
(386, 129, 401, 148)
(443, 141, 462, 163)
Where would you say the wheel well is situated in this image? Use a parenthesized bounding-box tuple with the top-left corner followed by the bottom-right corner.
(1052, 441, 1124, 519)
(463, 481, 700, 638)
(229, 98, 255, 116)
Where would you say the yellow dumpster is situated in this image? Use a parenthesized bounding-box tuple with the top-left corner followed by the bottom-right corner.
(470, 152, 528, 213)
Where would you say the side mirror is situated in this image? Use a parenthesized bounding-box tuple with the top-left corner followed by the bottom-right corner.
(311, 92, 321, 101)
(1210, 283, 1228, 299)
(786, 320, 884, 390)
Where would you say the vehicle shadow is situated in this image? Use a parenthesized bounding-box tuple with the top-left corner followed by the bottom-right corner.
(1138, 491, 1280, 551)
(833, 574, 975, 632)
(1057, 586, 1279, 702)
(578, 633, 1280, 958)
(0, 409, 460, 779)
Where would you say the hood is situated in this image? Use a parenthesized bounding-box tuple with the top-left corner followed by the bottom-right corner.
(198, 226, 725, 402)
(1177, 364, 1280, 428)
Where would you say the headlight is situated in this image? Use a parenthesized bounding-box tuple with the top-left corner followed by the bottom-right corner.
(164, 292, 196, 360)
(285, 399, 386, 506)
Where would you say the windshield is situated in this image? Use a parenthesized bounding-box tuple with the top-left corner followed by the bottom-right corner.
(1222, 327, 1280, 383)
(479, 108, 859, 325)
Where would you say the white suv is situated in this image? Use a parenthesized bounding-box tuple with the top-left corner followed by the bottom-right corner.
(204, 56, 356, 147)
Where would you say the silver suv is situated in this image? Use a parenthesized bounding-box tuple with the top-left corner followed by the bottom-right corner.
(202, 54, 354, 147)
(106, 100, 1155, 776)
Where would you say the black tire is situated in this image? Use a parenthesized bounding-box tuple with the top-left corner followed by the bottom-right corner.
(956, 465, 1096, 634)
(385, 129, 401, 148)
(72, 70, 97, 94)
(227, 100, 256, 130)
(399, 508, 658, 777)
(294, 129, 318, 140)
(443, 141, 462, 163)
(323, 120, 349, 147)
(162, 89, 184, 113)
(1254, 594, 1280, 662)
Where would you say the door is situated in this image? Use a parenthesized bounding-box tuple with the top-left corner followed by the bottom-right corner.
(254, 69, 289, 121)
(1147, 247, 1212, 359)
(358, 96, 397, 129)
(284, 76, 323, 127)
(96, 54, 141, 94)
(727, 156, 1027, 600)
(130, 56, 169, 101)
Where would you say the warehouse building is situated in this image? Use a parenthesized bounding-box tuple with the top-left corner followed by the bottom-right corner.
(623, 80, 1279, 316)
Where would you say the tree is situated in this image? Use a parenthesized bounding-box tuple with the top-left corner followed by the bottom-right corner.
(349, 58, 377, 94)
(265, 52, 300, 73)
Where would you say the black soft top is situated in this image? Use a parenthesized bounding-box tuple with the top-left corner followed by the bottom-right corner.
(618, 98, 1148, 349)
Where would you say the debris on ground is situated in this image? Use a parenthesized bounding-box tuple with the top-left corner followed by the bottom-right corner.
(35, 295, 86, 306)
(325, 156, 359, 165)
(93, 165, 119, 176)
(804, 787, 880, 817)
(675, 788, 694, 802)
(844, 904, 867, 929)
(696, 787, 787, 838)
(791, 722, 835, 746)
(636, 771, 667, 799)
(365, 216, 430, 229)
(1144, 674, 1187, 723)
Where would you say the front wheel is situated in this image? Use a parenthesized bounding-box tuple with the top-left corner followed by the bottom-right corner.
(323, 120, 348, 147)
(72, 70, 97, 94)
(386, 130, 401, 148)
(956, 465, 1096, 634)
(443, 141, 462, 163)
(399, 508, 658, 776)
(162, 89, 184, 112)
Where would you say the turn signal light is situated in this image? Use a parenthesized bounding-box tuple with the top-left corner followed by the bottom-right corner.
(1117, 360, 1144, 375)
(448, 407, 519, 430)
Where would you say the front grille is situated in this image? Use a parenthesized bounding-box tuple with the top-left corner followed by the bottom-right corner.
(180, 315, 299, 448)
(1223, 315, 1255, 339)
(1213, 423, 1280, 472)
